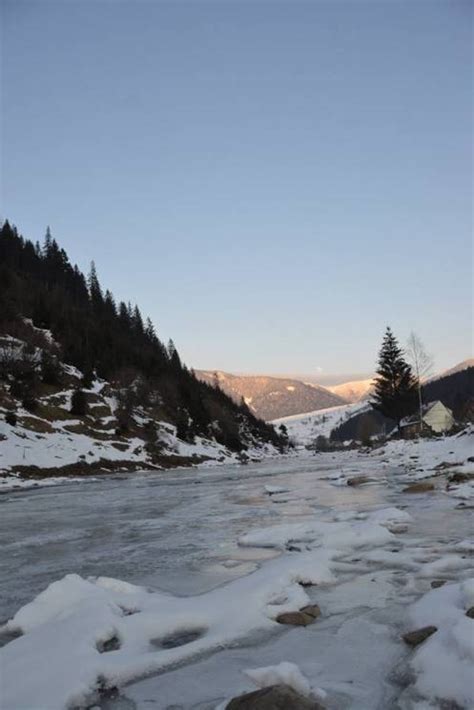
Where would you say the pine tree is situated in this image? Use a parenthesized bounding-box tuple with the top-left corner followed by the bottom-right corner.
(40, 351, 61, 385)
(88, 261, 103, 309)
(43, 226, 53, 256)
(167, 339, 182, 370)
(145, 317, 157, 342)
(71, 388, 88, 416)
(133, 305, 144, 336)
(371, 327, 417, 433)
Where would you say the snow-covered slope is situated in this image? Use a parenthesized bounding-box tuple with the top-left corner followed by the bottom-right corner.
(273, 402, 369, 446)
(0, 340, 280, 486)
(327, 378, 374, 403)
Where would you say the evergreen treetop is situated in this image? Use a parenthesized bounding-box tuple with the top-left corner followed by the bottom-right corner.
(371, 327, 417, 432)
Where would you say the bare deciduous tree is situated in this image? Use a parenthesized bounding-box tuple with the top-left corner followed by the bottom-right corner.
(406, 332, 434, 430)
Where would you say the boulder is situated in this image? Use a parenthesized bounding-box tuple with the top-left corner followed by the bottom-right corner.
(430, 580, 446, 589)
(402, 481, 435, 493)
(276, 604, 321, 626)
(226, 684, 325, 710)
(402, 625, 437, 646)
(299, 604, 321, 619)
(276, 611, 314, 626)
(466, 606, 474, 619)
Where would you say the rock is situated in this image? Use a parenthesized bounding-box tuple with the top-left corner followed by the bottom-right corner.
(402, 481, 435, 493)
(276, 611, 314, 626)
(299, 604, 321, 619)
(467, 456, 474, 463)
(275, 604, 321, 626)
(466, 606, 474, 618)
(402, 625, 437, 646)
(96, 635, 120, 653)
(347, 475, 372, 487)
(226, 684, 325, 709)
(430, 580, 446, 589)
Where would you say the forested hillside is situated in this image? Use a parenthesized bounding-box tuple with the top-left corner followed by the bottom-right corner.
(422, 367, 473, 420)
(0, 221, 286, 463)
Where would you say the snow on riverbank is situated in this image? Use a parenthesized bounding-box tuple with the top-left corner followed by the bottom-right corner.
(0, 508, 413, 710)
(401, 580, 474, 708)
(2, 431, 474, 709)
(0, 405, 281, 491)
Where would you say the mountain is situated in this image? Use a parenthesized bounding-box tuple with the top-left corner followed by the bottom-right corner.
(428, 359, 474, 382)
(195, 370, 347, 420)
(327, 378, 374, 403)
(0, 221, 287, 478)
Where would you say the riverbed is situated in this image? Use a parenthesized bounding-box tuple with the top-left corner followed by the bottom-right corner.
(1, 448, 473, 709)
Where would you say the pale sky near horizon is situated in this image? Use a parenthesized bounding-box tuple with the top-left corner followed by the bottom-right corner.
(1, 0, 472, 377)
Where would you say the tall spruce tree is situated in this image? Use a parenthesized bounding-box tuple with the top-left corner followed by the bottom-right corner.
(88, 261, 103, 310)
(371, 327, 417, 433)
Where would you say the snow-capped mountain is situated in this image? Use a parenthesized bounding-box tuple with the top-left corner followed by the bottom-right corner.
(327, 378, 374, 403)
(195, 371, 347, 420)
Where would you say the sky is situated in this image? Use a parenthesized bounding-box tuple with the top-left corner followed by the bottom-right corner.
(1, 0, 472, 378)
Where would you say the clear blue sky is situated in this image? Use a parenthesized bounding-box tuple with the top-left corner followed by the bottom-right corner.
(1, 0, 472, 377)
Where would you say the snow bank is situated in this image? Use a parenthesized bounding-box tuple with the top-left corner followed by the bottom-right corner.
(244, 661, 312, 697)
(0, 510, 405, 710)
(407, 579, 474, 708)
(238, 511, 397, 550)
(264, 484, 290, 494)
(373, 427, 474, 482)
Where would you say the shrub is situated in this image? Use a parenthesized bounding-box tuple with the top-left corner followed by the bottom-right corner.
(315, 434, 330, 451)
(5, 410, 17, 426)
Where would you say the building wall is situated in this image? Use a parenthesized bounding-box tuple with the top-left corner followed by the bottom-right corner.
(423, 402, 454, 433)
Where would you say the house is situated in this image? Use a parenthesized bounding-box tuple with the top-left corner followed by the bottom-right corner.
(400, 401, 454, 438)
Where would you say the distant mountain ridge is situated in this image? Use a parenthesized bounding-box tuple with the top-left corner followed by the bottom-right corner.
(428, 359, 474, 382)
(195, 370, 347, 420)
(327, 378, 374, 403)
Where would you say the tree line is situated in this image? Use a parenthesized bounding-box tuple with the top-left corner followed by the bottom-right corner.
(0, 220, 286, 452)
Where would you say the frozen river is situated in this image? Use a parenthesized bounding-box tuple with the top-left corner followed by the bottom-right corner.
(1, 455, 387, 622)
(1, 450, 473, 709)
